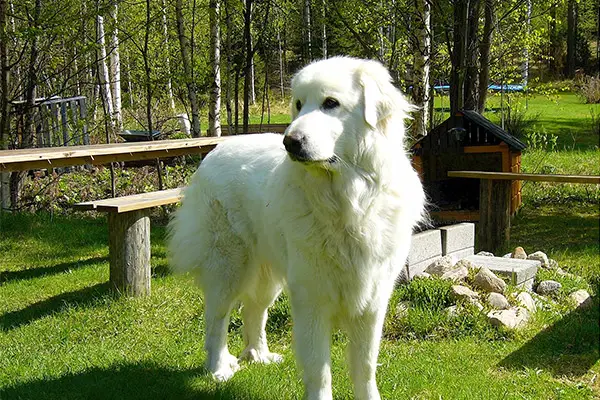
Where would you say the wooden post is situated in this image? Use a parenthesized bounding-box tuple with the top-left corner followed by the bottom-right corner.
(478, 178, 511, 254)
(108, 210, 151, 296)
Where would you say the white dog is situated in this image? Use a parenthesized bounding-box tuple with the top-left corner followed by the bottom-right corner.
(168, 57, 425, 400)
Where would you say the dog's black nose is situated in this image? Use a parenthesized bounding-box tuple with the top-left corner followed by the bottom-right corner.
(283, 132, 305, 157)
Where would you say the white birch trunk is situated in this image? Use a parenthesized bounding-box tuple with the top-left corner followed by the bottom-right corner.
(321, 0, 327, 58)
(108, 3, 122, 131)
(411, 0, 431, 138)
(162, 0, 175, 112)
(305, 0, 312, 61)
(250, 34, 256, 105)
(97, 15, 115, 130)
(278, 29, 284, 98)
(209, 0, 221, 136)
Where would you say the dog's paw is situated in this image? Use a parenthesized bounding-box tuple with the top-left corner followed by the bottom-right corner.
(210, 354, 240, 382)
(239, 348, 283, 364)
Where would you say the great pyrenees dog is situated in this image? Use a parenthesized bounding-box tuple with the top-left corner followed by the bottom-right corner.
(168, 57, 425, 400)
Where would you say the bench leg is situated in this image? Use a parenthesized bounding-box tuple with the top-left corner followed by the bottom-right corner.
(108, 210, 151, 296)
(478, 179, 511, 255)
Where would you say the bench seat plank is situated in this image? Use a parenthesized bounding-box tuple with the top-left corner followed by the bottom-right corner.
(74, 188, 184, 213)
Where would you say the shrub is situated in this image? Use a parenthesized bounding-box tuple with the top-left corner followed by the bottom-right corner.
(577, 76, 600, 104)
(504, 102, 540, 139)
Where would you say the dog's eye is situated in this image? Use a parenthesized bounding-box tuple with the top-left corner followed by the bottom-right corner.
(322, 97, 340, 110)
(295, 100, 302, 111)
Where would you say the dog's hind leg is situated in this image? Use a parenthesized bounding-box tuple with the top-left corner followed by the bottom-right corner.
(239, 266, 283, 364)
(203, 285, 240, 382)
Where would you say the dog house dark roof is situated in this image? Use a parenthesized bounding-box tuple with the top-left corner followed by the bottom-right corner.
(460, 110, 525, 150)
(415, 110, 526, 151)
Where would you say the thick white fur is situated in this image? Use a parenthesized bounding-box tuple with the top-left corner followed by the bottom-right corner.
(168, 57, 425, 400)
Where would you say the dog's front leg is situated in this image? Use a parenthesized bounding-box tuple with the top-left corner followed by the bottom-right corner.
(345, 307, 386, 400)
(290, 295, 333, 400)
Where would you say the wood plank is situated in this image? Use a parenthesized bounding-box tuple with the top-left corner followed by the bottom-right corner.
(73, 188, 184, 213)
(463, 145, 505, 154)
(448, 171, 600, 184)
(478, 178, 511, 254)
(0, 136, 237, 172)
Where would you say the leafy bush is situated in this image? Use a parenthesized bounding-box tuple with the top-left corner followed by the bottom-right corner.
(504, 102, 540, 139)
(577, 76, 600, 104)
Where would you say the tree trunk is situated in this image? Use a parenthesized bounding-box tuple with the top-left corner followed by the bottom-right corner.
(243, 0, 252, 133)
(0, 0, 10, 209)
(162, 0, 175, 112)
(321, 0, 327, 58)
(225, 0, 233, 135)
(97, 15, 115, 130)
(278, 29, 285, 98)
(144, 0, 163, 190)
(109, 2, 122, 131)
(477, 0, 494, 113)
(175, 0, 201, 137)
(209, 0, 222, 136)
(304, 0, 312, 62)
(450, 0, 468, 114)
(410, 0, 431, 138)
(521, 0, 531, 86)
(566, 0, 577, 78)
(463, 0, 480, 111)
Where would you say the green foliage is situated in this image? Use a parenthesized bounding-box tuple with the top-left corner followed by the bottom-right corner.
(395, 276, 453, 311)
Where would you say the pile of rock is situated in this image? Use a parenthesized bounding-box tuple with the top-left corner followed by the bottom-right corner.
(411, 247, 594, 330)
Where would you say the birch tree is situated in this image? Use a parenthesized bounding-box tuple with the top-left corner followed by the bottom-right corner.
(108, 2, 122, 131)
(0, 0, 9, 209)
(97, 15, 115, 130)
(175, 0, 201, 137)
(162, 0, 175, 112)
(208, 0, 222, 136)
(411, 0, 431, 137)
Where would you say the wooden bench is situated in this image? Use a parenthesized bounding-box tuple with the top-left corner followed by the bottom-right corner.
(73, 188, 184, 296)
(448, 171, 600, 254)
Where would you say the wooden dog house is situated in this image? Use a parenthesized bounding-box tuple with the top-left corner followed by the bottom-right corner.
(411, 110, 526, 222)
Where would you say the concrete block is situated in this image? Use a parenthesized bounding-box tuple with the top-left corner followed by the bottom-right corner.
(408, 229, 442, 265)
(464, 255, 540, 286)
(407, 255, 442, 279)
(446, 247, 475, 263)
(440, 223, 475, 254)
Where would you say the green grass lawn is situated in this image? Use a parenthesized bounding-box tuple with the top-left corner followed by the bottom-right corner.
(0, 211, 597, 399)
(1, 93, 599, 399)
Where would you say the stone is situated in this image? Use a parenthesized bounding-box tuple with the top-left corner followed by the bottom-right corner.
(511, 247, 527, 259)
(414, 272, 431, 279)
(396, 301, 411, 318)
(464, 255, 539, 287)
(445, 247, 475, 262)
(424, 255, 455, 277)
(408, 229, 442, 266)
(451, 285, 480, 302)
(441, 266, 469, 282)
(444, 305, 459, 317)
(407, 256, 441, 279)
(472, 300, 484, 311)
(473, 267, 507, 294)
(570, 289, 593, 309)
(516, 292, 537, 313)
(440, 223, 475, 254)
(527, 251, 549, 268)
(548, 259, 559, 270)
(454, 258, 477, 271)
(536, 280, 562, 296)
(488, 293, 511, 310)
(487, 307, 529, 329)
(502, 253, 512, 258)
(477, 251, 494, 257)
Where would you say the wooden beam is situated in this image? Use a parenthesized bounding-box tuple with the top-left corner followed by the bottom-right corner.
(478, 178, 511, 254)
(73, 188, 184, 213)
(0, 136, 234, 172)
(448, 171, 600, 184)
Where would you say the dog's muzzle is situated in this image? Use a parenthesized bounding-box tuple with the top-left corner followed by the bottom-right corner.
(283, 132, 311, 162)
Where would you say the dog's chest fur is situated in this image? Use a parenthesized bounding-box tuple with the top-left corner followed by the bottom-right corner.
(267, 166, 407, 315)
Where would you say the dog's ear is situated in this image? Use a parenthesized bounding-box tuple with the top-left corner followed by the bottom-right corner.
(359, 61, 415, 129)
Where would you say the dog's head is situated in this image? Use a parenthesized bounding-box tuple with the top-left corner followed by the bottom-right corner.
(283, 57, 413, 168)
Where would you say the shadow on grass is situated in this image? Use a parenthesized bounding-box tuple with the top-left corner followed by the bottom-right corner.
(0, 362, 272, 400)
(498, 296, 600, 377)
(0, 256, 108, 283)
(0, 282, 113, 331)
